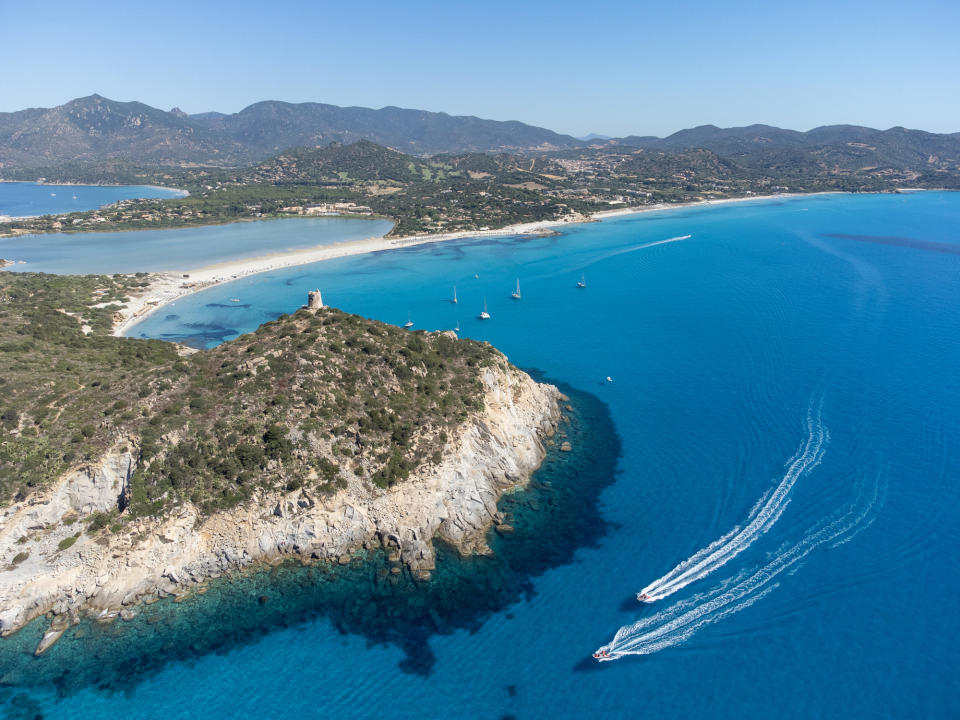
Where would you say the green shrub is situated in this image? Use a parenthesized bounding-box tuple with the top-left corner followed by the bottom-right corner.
(11, 551, 29, 564)
(58, 535, 78, 551)
(87, 512, 111, 532)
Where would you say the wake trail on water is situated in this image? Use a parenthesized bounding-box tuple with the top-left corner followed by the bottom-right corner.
(636, 399, 828, 603)
(578, 235, 692, 271)
(597, 472, 882, 660)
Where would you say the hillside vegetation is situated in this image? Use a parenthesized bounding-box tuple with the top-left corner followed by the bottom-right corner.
(0, 273, 499, 519)
(2, 100, 958, 240)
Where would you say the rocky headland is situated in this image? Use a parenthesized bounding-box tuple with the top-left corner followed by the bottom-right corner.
(0, 359, 561, 653)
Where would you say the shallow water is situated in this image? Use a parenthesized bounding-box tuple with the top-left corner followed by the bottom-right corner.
(0, 181, 183, 218)
(5, 192, 960, 718)
(0, 216, 392, 274)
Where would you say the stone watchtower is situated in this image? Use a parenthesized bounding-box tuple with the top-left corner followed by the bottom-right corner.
(304, 289, 324, 311)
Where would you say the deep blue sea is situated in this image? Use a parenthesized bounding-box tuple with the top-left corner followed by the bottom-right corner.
(0, 182, 184, 218)
(3, 192, 959, 719)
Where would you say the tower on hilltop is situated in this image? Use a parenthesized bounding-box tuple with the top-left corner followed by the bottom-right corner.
(306, 289, 323, 310)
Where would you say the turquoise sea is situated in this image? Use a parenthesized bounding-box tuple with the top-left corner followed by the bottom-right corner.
(0, 182, 184, 218)
(2, 192, 959, 718)
(0, 217, 393, 274)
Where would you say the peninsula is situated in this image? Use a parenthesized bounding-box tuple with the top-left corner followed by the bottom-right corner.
(0, 272, 561, 651)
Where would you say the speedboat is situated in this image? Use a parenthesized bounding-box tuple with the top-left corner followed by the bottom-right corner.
(592, 649, 612, 660)
(637, 592, 652, 603)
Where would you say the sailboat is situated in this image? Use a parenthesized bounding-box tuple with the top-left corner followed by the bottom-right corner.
(577, 274, 586, 288)
(511, 278, 521, 300)
(452, 285, 458, 304)
(403, 312, 414, 329)
(454, 319, 460, 332)
(479, 297, 491, 320)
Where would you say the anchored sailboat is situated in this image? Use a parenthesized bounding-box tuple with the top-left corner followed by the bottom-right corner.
(479, 297, 491, 320)
(403, 312, 414, 329)
(511, 278, 521, 300)
(452, 285, 458, 304)
(577, 274, 586, 288)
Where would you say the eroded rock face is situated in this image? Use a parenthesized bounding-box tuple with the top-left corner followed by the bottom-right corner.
(61, 451, 135, 515)
(0, 363, 560, 642)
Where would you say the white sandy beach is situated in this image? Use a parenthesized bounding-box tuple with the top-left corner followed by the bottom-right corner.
(112, 192, 826, 336)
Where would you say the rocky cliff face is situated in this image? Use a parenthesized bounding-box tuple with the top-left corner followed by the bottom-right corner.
(0, 363, 560, 649)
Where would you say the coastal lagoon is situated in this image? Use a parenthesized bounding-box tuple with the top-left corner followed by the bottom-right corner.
(0, 216, 393, 274)
(4, 192, 960, 718)
(0, 181, 184, 218)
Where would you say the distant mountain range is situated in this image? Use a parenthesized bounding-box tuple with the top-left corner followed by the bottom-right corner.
(0, 95, 583, 168)
(613, 123, 960, 173)
(0, 95, 957, 176)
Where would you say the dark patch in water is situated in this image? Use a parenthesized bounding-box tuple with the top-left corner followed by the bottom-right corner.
(151, 321, 243, 349)
(158, 326, 240, 349)
(618, 594, 642, 612)
(0, 689, 44, 720)
(182, 321, 232, 331)
(823, 232, 960, 256)
(164, 314, 180, 321)
(204, 302, 252, 309)
(283, 274, 311, 287)
(0, 378, 620, 702)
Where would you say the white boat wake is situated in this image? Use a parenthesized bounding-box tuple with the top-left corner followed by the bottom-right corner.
(595, 471, 882, 661)
(637, 399, 828, 604)
(578, 234, 692, 272)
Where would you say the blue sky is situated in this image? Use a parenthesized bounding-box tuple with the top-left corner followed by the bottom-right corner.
(2, 0, 957, 137)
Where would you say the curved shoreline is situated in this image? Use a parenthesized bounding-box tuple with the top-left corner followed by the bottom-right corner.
(0, 181, 188, 223)
(113, 192, 838, 337)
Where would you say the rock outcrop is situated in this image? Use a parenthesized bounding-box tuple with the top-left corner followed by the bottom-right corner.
(0, 363, 560, 646)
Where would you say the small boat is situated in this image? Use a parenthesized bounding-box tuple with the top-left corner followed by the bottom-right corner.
(403, 312, 414, 329)
(479, 297, 491, 320)
(577, 274, 586, 288)
(637, 592, 652, 603)
(606, 376, 613, 383)
(454, 319, 460, 332)
(230, 298, 241, 303)
(592, 649, 612, 660)
(473, 273, 479, 279)
(452, 285, 458, 304)
(511, 278, 521, 300)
